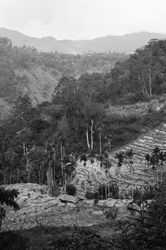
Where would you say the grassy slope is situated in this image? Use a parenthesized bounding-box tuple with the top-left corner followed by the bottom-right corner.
(105, 103, 166, 150)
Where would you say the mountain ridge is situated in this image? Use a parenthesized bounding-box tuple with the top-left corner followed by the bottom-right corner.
(1, 28, 166, 54)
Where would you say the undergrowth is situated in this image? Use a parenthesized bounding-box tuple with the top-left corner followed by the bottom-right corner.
(0, 185, 166, 250)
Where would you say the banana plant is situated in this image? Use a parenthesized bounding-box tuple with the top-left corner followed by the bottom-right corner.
(0, 187, 19, 230)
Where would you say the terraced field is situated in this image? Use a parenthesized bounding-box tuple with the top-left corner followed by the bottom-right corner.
(73, 122, 166, 196)
(2, 121, 166, 233)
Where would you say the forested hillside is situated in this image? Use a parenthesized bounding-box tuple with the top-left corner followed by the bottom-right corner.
(1, 35, 166, 250)
(105, 39, 166, 104)
(0, 36, 127, 121)
(1, 38, 166, 187)
(0, 37, 166, 184)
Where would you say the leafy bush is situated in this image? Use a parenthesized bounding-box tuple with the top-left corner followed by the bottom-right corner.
(98, 184, 108, 199)
(103, 206, 118, 220)
(90, 159, 94, 164)
(66, 184, 77, 196)
(52, 227, 112, 249)
(0, 188, 19, 209)
(0, 188, 20, 229)
(142, 185, 156, 200)
(80, 154, 87, 162)
(132, 187, 142, 200)
(85, 191, 99, 200)
(94, 199, 99, 206)
(116, 182, 166, 249)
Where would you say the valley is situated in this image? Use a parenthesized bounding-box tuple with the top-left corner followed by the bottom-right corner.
(1, 35, 166, 249)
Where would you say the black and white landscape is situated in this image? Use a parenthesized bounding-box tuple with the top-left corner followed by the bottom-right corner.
(1, 28, 166, 54)
(0, 1, 166, 249)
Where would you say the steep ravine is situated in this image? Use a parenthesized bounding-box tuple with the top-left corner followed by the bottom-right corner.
(0, 66, 58, 122)
(14, 66, 58, 105)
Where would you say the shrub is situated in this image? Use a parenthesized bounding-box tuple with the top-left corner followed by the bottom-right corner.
(120, 190, 166, 249)
(94, 199, 99, 206)
(81, 180, 85, 189)
(90, 159, 94, 164)
(98, 184, 108, 199)
(142, 185, 156, 200)
(103, 206, 118, 220)
(131, 187, 142, 200)
(80, 154, 87, 162)
(109, 183, 119, 199)
(0, 188, 19, 230)
(52, 227, 112, 249)
(85, 191, 99, 200)
(66, 184, 77, 196)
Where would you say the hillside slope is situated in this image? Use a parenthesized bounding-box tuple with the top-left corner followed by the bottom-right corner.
(73, 118, 166, 196)
(0, 63, 58, 120)
(0, 37, 126, 122)
(14, 66, 57, 105)
(109, 121, 166, 170)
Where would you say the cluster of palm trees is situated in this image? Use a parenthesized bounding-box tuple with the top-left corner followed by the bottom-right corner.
(44, 137, 77, 195)
(0, 138, 77, 196)
(145, 146, 166, 188)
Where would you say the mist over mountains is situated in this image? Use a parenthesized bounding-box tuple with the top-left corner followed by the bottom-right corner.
(0, 28, 166, 54)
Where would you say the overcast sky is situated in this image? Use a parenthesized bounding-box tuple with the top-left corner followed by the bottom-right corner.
(0, 0, 166, 40)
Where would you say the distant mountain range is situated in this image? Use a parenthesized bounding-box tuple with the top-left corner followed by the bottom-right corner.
(0, 28, 166, 54)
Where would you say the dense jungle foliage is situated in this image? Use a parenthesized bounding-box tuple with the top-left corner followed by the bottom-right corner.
(1, 37, 166, 250)
(0, 36, 127, 103)
(0, 38, 166, 186)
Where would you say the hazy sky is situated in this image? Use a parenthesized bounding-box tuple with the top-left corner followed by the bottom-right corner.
(0, 0, 166, 40)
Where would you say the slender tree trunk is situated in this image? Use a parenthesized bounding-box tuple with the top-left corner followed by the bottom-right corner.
(16, 167, 19, 183)
(38, 164, 42, 184)
(148, 69, 152, 97)
(47, 164, 50, 192)
(63, 146, 65, 158)
(9, 169, 12, 184)
(157, 169, 159, 188)
(50, 165, 54, 195)
(60, 141, 64, 191)
(3, 168, 7, 184)
(27, 163, 31, 183)
(90, 119, 94, 150)
(160, 167, 162, 183)
(142, 79, 150, 98)
(42, 161, 44, 183)
(64, 170, 66, 194)
(52, 153, 55, 194)
(63, 146, 66, 193)
(47, 163, 53, 194)
(86, 124, 90, 150)
(2, 170, 5, 184)
(99, 131, 102, 155)
(105, 184, 107, 200)
(132, 186, 134, 199)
